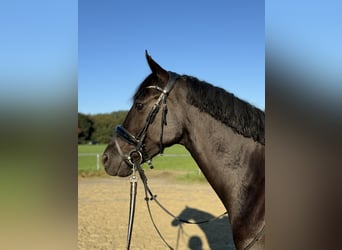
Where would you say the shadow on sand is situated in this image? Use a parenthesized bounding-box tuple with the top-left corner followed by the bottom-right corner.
(171, 206, 236, 250)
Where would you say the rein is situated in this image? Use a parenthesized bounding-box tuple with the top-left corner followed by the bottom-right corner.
(126, 163, 138, 250)
(122, 145, 228, 250)
(126, 158, 264, 250)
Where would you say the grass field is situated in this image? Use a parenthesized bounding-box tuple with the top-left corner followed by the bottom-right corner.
(78, 144, 205, 182)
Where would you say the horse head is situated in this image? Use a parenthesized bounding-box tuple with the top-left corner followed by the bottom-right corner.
(102, 51, 185, 176)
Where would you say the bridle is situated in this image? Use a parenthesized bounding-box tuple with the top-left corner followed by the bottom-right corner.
(113, 71, 179, 250)
(114, 71, 180, 169)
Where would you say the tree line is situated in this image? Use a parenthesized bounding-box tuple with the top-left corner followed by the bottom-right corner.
(78, 111, 128, 144)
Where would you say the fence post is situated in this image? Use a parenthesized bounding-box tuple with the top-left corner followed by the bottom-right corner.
(96, 154, 100, 170)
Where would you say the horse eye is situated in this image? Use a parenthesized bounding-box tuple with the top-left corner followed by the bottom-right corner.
(135, 102, 144, 111)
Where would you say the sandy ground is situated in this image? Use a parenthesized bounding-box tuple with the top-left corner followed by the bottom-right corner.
(78, 171, 236, 250)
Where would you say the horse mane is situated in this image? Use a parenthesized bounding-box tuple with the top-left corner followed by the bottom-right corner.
(133, 73, 265, 145)
(184, 76, 265, 145)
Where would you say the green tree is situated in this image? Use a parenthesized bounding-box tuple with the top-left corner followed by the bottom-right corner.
(78, 113, 94, 143)
(90, 111, 128, 144)
(78, 111, 128, 144)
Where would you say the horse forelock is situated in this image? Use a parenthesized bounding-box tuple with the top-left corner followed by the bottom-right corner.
(132, 73, 162, 101)
(184, 76, 265, 145)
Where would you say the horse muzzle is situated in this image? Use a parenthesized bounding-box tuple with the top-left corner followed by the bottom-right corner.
(102, 149, 133, 177)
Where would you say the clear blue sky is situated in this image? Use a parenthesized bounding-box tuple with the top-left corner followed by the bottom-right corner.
(79, 0, 265, 114)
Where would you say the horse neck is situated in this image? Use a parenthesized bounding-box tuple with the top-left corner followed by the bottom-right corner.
(179, 105, 265, 226)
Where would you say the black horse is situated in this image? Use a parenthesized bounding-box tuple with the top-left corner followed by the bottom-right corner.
(103, 52, 265, 249)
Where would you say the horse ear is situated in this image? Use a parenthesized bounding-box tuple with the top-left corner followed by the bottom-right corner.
(145, 50, 169, 83)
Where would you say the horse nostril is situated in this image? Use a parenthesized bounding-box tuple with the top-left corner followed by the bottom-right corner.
(102, 153, 109, 166)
